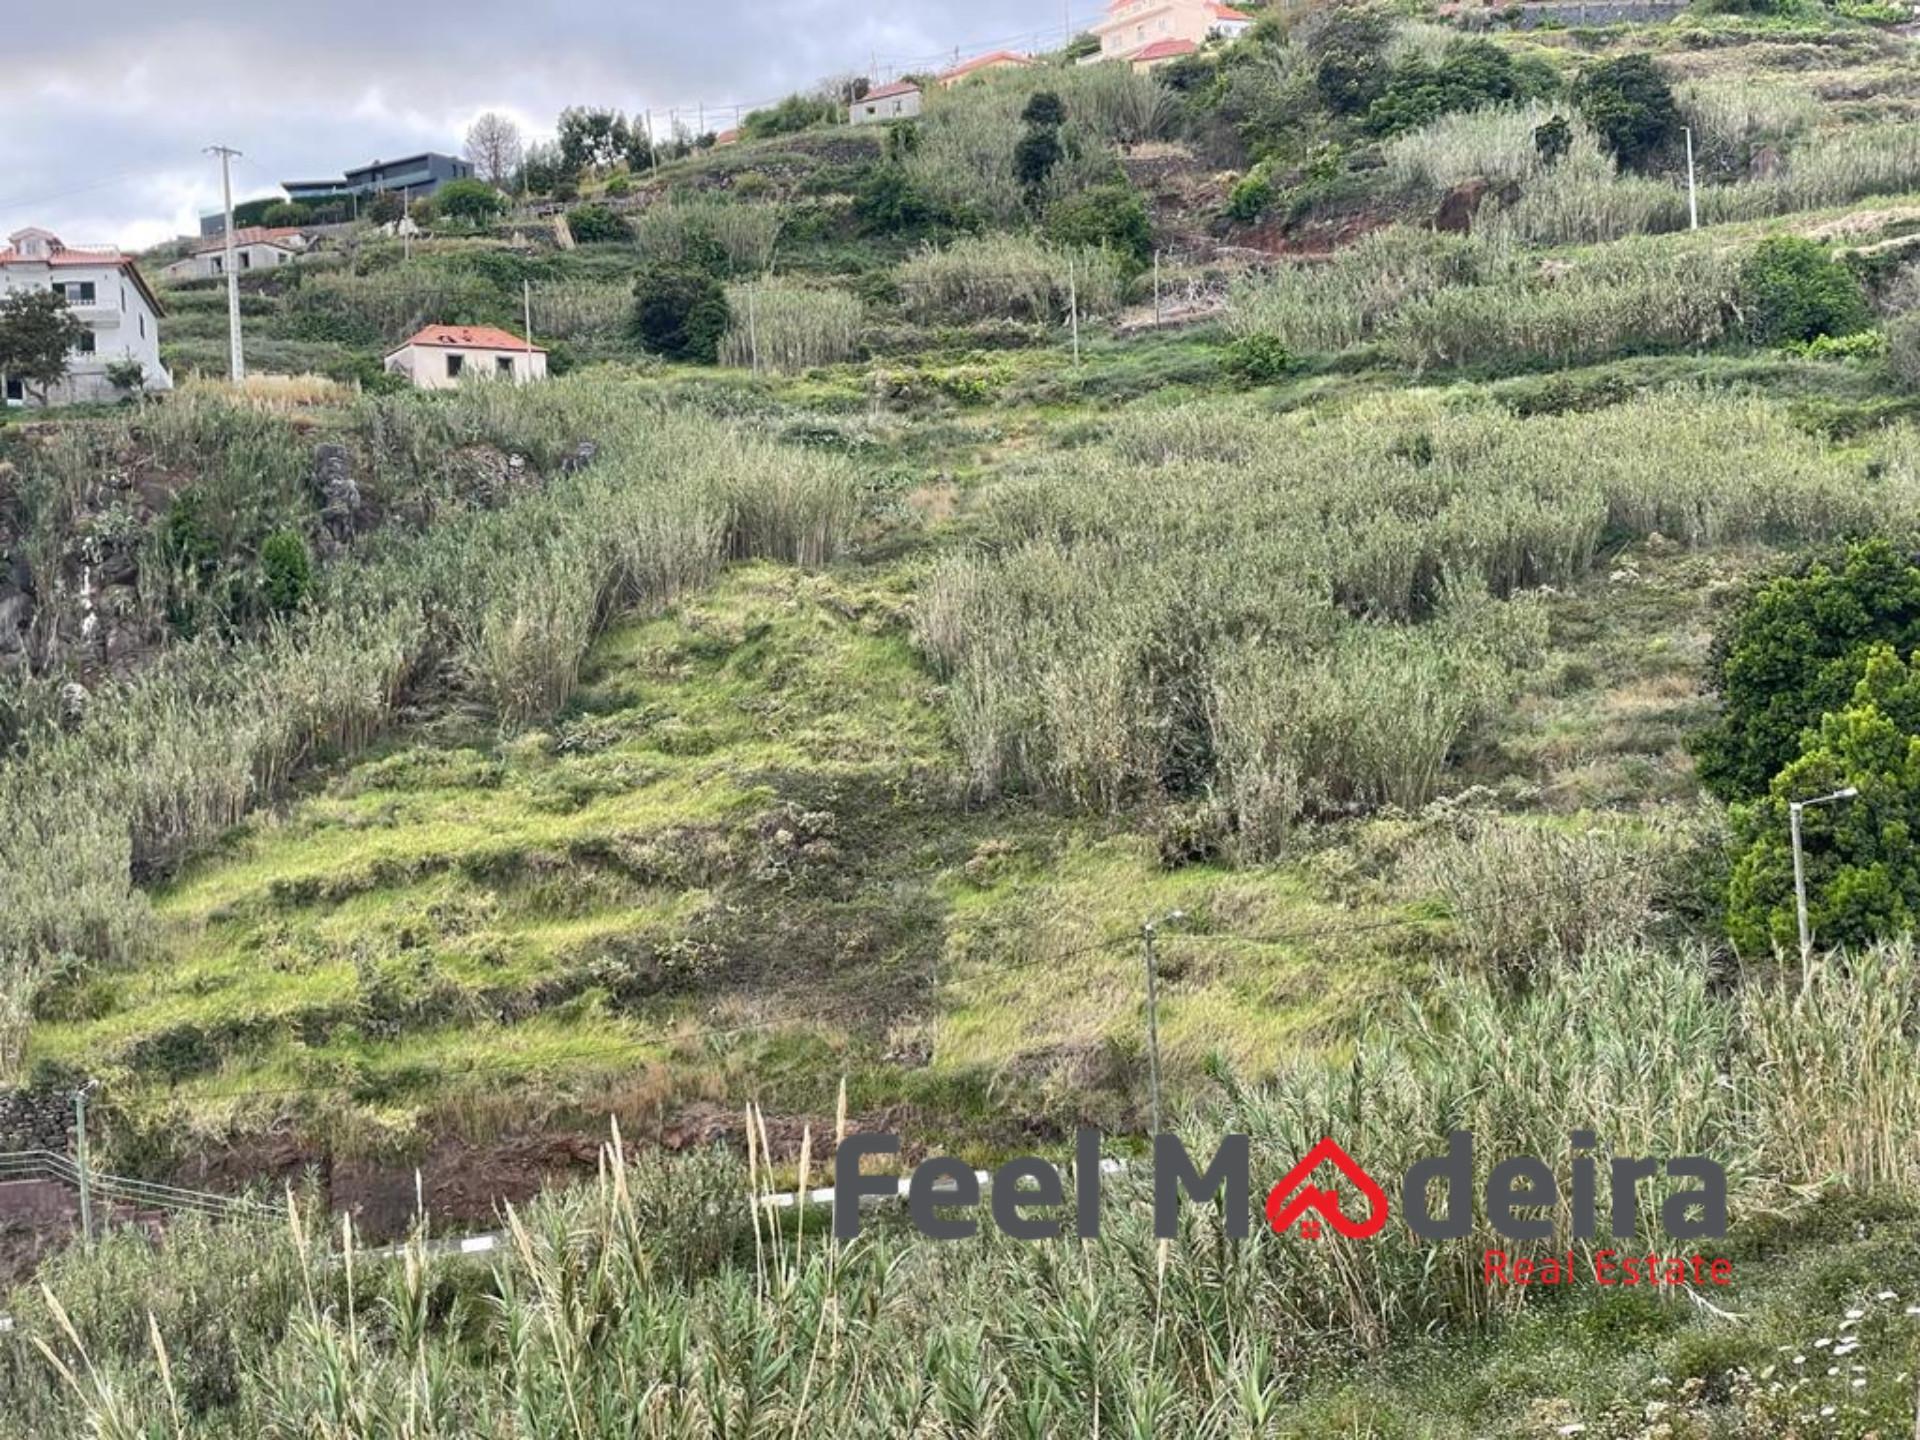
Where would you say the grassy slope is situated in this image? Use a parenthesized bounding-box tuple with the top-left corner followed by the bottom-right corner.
(33, 399, 1747, 1164)
(42, 555, 1414, 1159)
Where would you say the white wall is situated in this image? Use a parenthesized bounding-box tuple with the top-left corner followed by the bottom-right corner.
(188, 243, 302, 280)
(850, 90, 924, 125)
(0, 259, 172, 406)
(385, 344, 548, 391)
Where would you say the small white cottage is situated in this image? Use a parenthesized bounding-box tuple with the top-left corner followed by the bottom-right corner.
(384, 325, 548, 390)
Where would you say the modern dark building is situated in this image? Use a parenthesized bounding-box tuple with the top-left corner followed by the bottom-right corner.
(282, 153, 475, 208)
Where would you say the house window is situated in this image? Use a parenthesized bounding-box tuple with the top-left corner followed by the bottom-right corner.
(57, 281, 96, 305)
(446, 353, 465, 379)
(211, 256, 223, 274)
(75, 331, 95, 355)
(139, 313, 146, 339)
(240, 251, 252, 271)
(3, 378, 22, 403)
(497, 356, 517, 377)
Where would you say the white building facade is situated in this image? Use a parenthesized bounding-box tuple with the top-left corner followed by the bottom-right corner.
(384, 325, 548, 391)
(851, 80, 924, 125)
(0, 228, 172, 406)
(162, 226, 310, 283)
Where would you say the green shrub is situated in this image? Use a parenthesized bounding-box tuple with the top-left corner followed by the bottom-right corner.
(261, 201, 311, 228)
(854, 166, 965, 236)
(604, 174, 634, 198)
(1534, 115, 1572, 167)
(742, 92, 836, 140)
(1305, 5, 1395, 117)
(1781, 329, 1887, 361)
(1043, 183, 1152, 268)
(1694, 539, 1920, 803)
(258, 530, 312, 615)
(436, 178, 507, 226)
(630, 261, 731, 362)
(1013, 127, 1063, 192)
(1365, 38, 1549, 138)
(1727, 645, 1920, 955)
(1571, 54, 1681, 173)
(566, 203, 630, 244)
(1227, 169, 1276, 223)
(1223, 333, 1297, 384)
(1738, 236, 1871, 347)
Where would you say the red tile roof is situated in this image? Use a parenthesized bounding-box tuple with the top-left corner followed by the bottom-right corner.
(191, 226, 307, 256)
(391, 325, 545, 354)
(0, 244, 125, 267)
(939, 49, 1032, 80)
(1131, 37, 1200, 61)
(0, 242, 164, 316)
(863, 79, 922, 102)
(1211, 3, 1254, 19)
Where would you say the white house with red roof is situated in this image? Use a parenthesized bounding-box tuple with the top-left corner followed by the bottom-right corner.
(851, 78, 924, 125)
(383, 324, 548, 390)
(0, 228, 171, 406)
(1090, 0, 1255, 65)
(162, 226, 312, 283)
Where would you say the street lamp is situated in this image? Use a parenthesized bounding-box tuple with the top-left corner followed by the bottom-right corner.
(1790, 786, 1858, 965)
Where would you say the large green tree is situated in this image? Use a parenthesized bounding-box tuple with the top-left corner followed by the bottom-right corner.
(1694, 539, 1920, 802)
(1571, 54, 1681, 173)
(0, 288, 89, 404)
(630, 261, 730, 363)
(1728, 645, 1920, 956)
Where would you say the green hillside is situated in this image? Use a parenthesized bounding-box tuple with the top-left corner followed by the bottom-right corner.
(9, 3, 1920, 1433)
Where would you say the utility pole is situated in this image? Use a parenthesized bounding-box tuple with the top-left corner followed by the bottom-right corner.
(747, 282, 760, 374)
(1068, 257, 1081, 365)
(73, 1080, 98, 1245)
(207, 145, 245, 382)
(1684, 126, 1699, 232)
(1791, 787, 1857, 966)
(1141, 921, 1164, 1137)
(523, 279, 534, 383)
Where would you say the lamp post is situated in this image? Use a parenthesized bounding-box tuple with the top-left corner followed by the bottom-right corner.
(1790, 786, 1858, 965)
(1140, 909, 1186, 1137)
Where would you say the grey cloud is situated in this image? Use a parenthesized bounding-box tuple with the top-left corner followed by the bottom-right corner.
(1, 1, 1092, 245)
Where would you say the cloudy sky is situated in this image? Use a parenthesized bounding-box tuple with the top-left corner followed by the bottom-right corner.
(1, 1, 1103, 251)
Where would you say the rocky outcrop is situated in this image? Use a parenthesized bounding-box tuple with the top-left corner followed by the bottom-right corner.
(315, 443, 362, 551)
(0, 1089, 72, 1154)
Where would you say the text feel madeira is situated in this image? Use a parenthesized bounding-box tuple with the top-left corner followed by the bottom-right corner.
(832, 1130, 1727, 1243)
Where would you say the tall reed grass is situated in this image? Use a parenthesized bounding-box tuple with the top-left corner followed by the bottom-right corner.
(897, 234, 1127, 325)
(903, 64, 1175, 224)
(631, 197, 786, 273)
(11, 943, 1920, 1436)
(1383, 101, 1614, 193)
(718, 282, 864, 371)
(0, 380, 855, 1076)
(916, 390, 1920, 845)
